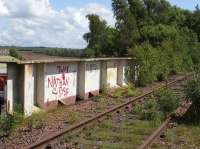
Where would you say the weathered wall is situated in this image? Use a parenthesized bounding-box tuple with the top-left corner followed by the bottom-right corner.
(78, 61, 101, 99)
(36, 64, 45, 108)
(0, 63, 7, 74)
(3, 58, 131, 115)
(107, 61, 118, 88)
(78, 62, 85, 99)
(23, 64, 34, 116)
(7, 63, 21, 114)
(44, 62, 78, 107)
(117, 60, 128, 86)
(85, 61, 101, 93)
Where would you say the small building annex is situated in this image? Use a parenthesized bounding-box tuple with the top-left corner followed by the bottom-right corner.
(0, 51, 132, 116)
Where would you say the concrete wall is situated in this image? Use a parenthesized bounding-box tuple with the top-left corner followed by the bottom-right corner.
(0, 63, 7, 74)
(3, 59, 131, 116)
(78, 61, 101, 99)
(117, 60, 128, 86)
(37, 62, 78, 110)
(7, 63, 21, 114)
(101, 60, 118, 89)
(23, 64, 34, 116)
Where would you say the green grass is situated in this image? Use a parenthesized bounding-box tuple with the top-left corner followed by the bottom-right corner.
(64, 115, 159, 149)
(111, 84, 141, 99)
(152, 124, 200, 149)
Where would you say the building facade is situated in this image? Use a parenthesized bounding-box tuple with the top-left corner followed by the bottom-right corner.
(0, 53, 132, 116)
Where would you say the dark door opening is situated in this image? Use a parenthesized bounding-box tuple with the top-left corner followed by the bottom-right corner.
(0, 76, 7, 115)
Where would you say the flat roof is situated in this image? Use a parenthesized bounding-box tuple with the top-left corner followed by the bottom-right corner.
(0, 51, 133, 64)
(18, 51, 132, 64)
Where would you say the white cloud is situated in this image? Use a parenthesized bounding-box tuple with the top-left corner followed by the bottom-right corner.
(0, 0, 115, 48)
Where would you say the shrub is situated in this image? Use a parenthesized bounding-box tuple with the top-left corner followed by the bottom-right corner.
(112, 88, 125, 98)
(127, 83, 140, 97)
(185, 79, 200, 105)
(0, 115, 14, 137)
(133, 98, 163, 121)
(156, 88, 180, 115)
(9, 49, 22, 60)
(156, 72, 167, 82)
(23, 112, 46, 130)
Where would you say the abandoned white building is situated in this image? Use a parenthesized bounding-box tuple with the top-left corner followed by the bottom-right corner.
(0, 51, 132, 116)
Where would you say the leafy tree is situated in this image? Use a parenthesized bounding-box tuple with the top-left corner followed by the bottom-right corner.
(83, 14, 116, 57)
(185, 5, 200, 41)
(112, 0, 140, 56)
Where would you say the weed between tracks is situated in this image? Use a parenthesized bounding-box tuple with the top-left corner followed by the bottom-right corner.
(63, 88, 182, 149)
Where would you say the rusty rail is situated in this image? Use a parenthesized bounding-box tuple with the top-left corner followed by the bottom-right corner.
(137, 102, 192, 149)
(25, 75, 190, 149)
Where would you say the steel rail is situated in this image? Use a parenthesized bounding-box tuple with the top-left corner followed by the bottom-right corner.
(25, 75, 189, 149)
(137, 101, 192, 149)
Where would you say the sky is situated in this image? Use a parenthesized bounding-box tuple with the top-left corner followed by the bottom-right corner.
(0, 0, 199, 49)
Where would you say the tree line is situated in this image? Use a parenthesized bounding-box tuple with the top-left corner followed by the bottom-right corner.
(83, 0, 200, 86)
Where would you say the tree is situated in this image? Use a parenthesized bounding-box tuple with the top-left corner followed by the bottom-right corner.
(83, 14, 116, 57)
(112, 0, 140, 56)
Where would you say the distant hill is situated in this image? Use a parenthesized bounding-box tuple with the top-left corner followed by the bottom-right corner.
(0, 46, 84, 58)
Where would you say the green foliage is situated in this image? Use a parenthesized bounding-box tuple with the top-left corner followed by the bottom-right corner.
(133, 98, 163, 121)
(0, 112, 23, 137)
(111, 83, 140, 98)
(185, 77, 200, 105)
(83, 14, 116, 57)
(178, 72, 200, 124)
(81, 0, 200, 82)
(0, 115, 14, 137)
(155, 88, 180, 115)
(24, 112, 46, 130)
(9, 49, 22, 60)
(129, 43, 157, 86)
(133, 88, 180, 121)
(127, 83, 140, 97)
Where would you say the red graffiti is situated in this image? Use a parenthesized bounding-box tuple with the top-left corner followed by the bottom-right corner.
(48, 73, 69, 98)
(57, 66, 69, 73)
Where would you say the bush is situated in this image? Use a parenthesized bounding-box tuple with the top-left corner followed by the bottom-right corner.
(185, 79, 200, 105)
(156, 72, 167, 82)
(0, 115, 14, 137)
(9, 49, 22, 60)
(181, 76, 200, 124)
(127, 83, 140, 97)
(156, 88, 180, 115)
(133, 99, 163, 121)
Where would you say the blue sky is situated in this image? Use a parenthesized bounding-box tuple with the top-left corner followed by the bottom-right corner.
(0, 0, 199, 48)
(50, 0, 200, 11)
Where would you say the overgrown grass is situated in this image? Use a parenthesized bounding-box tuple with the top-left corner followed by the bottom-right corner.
(23, 112, 46, 130)
(111, 83, 141, 98)
(133, 88, 180, 122)
(155, 88, 180, 115)
(152, 125, 200, 149)
(65, 117, 159, 149)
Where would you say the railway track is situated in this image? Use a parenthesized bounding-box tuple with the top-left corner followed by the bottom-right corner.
(25, 75, 191, 149)
(137, 101, 192, 149)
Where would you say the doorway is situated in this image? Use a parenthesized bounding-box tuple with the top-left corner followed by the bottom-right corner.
(0, 75, 7, 115)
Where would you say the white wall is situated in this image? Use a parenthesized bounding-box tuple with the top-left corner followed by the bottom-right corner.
(0, 63, 7, 74)
(44, 62, 78, 103)
(23, 64, 34, 116)
(85, 61, 101, 93)
(118, 60, 128, 86)
(107, 61, 118, 88)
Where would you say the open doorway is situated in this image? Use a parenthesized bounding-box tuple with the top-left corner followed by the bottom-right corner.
(0, 75, 7, 115)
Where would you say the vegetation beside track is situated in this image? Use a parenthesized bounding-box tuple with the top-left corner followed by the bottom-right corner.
(151, 72, 200, 149)
(0, 83, 141, 138)
(62, 87, 183, 149)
